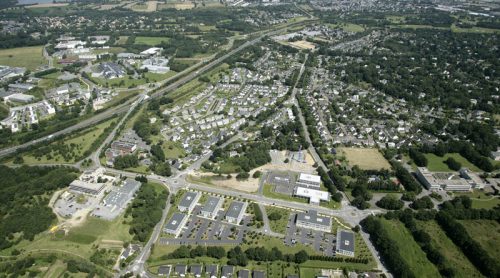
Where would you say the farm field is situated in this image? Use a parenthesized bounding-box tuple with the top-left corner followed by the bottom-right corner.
(339, 147, 391, 170)
(418, 220, 482, 277)
(459, 219, 500, 263)
(424, 153, 481, 172)
(379, 218, 441, 277)
(0, 46, 46, 70)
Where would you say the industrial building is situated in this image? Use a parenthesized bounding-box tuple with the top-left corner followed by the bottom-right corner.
(69, 180, 106, 195)
(200, 196, 223, 219)
(295, 210, 331, 232)
(164, 213, 188, 237)
(416, 167, 472, 191)
(92, 179, 141, 220)
(140, 57, 170, 73)
(225, 201, 248, 224)
(178, 191, 201, 213)
(336, 229, 355, 257)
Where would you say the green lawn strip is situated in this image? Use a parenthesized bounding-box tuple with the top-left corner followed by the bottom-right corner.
(265, 206, 290, 234)
(379, 218, 441, 277)
(418, 220, 482, 277)
(458, 219, 500, 263)
(134, 36, 171, 45)
(454, 190, 500, 209)
(424, 153, 481, 172)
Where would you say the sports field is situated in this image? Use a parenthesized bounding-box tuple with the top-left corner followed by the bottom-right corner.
(339, 147, 391, 170)
(134, 36, 170, 45)
(0, 46, 46, 70)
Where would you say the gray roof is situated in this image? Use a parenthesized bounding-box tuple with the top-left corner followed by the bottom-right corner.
(238, 269, 250, 278)
(337, 230, 355, 253)
(201, 196, 222, 214)
(222, 265, 234, 276)
(296, 210, 331, 227)
(119, 179, 141, 194)
(164, 213, 187, 231)
(253, 271, 265, 278)
(175, 264, 187, 274)
(206, 264, 218, 275)
(179, 191, 199, 209)
(158, 265, 171, 275)
(190, 265, 202, 275)
(225, 201, 246, 219)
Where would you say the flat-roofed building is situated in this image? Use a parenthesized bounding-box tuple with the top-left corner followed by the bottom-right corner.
(164, 213, 188, 237)
(253, 270, 266, 278)
(293, 186, 330, 205)
(296, 173, 321, 188)
(200, 196, 223, 219)
(416, 167, 440, 190)
(190, 265, 202, 278)
(238, 269, 250, 278)
(225, 201, 248, 224)
(296, 210, 331, 232)
(205, 265, 218, 278)
(221, 265, 234, 278)
(158, 265, 171, 276)
(416, 167, 472, 191)
(336, 229, 355, 257)
(111, 141, 137, 154)
(459, 168, 486, 189)
(69, 180, 106, 195)
(178, 191, 201, 213)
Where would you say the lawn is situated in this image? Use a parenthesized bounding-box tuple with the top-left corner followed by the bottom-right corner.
(265, 206, 290, 234)
(160, 140, 186, 159)
(379, 218, 441, 277)
(425, 153, 481, 172)
(134, 36, 171, 45)
(454, 190, 500, 209)
(339, 147, 391, 170)
(0, 103, 9, 119)
(459, 219, 500, 263)
(419, 220, 482, 278)
(0, 46, 46, 70)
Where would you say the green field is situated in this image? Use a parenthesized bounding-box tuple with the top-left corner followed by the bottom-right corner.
(134, 36, 170, 45)
(265, 206, 290, 234)
(459, 219, 500, 263)
(0, 46, 46, 70)
(425, 153, 481, 172)
(419, 220, 482, 277)
(454, 190, 500, 209)
(379, 218, 441, 277)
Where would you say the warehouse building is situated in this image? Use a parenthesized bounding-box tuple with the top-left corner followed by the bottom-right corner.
(69, 180, 106, 196)
(200, 196, 223, 219)
(336, 230, 355, 257)
(225, 201, 248, 224)
(164, 213, 188, 237)
(295, 210, 331, 232)
(296, 173, 321, 188)
(178, 191, 201, 213)
(293, 186, 330, 205)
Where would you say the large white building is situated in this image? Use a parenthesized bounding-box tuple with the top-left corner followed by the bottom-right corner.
(416, 167, 472, 191)
(140, 57, 170, 73)
(296, 173, 321, 188)
(293, 186, 330, 205)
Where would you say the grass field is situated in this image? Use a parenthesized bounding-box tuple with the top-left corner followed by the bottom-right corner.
(459, 219, 500, 263)
(19, 118, 116, 164)
(265, 206, 290, 234)
(454, 190, 500, 209)
(379, 218, 441, 277)
(339, 147, 391, 170)
(425, 153, 481, 172)
(0, 46, 46, 70)
(134, 36, 170, 45)
(419, 220, 482, 277)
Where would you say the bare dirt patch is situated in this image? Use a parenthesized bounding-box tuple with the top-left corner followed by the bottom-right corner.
(339, 147, 391, 170)
(288, 40, 316, 50)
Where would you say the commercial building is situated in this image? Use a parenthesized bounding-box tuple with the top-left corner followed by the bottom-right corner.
(4, 93, 34, 103)
(69, 180, 106, 195)
(225, 201, 248, 224)
(92, 62, 125, 79)
(336, 230, 355, 257)
(178, 191, 201, 213)
(293, 186, 330, 205)
(459, 168, 486, 189)
(92, 179, 141, 220)
(164, 213, 188, 237)
(140, 57, 170, 73)
(111, 141, 137, 153)
(200, 196, 223, 219)
(295, 210, 331, 232)
(140, 47, 162, 56)
(416, 167, 472, 191)
(296, 173, 321, 188)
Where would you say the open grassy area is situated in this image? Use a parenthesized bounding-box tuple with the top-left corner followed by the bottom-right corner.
(0, 214, 132, 260)
(134, 36, 170, 45)
(459, 219, 500, 263)
(379, 218, 441, 277)
(339, 147, 391, 170)
(0, 46, 46, 70)
(265, 206, 290, 234)
(419, 220, 482, 277)
(425, 153, 481, 172)
(454, 190, 500, 209)
(18, 118, 116, 164)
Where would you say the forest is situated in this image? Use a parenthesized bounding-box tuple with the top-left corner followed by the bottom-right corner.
(0, 166, 78, 250)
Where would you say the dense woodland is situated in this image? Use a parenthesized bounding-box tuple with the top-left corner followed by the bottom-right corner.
(0, 166, 78, 250)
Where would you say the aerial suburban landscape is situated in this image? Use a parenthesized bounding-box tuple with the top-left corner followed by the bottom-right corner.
(0, 0, 499, 277)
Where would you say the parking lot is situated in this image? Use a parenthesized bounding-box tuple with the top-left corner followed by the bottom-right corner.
(159, 205, 251, 246)
(266, 171, 296, 195)
(284, 213, 336, 256)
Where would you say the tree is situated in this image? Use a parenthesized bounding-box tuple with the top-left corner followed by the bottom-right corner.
(268, 212, 282, 221)
(13, 156, 24, 164)
(376, 195, 404, 210)
(444, 157, 461, 171)
(294, 250, 309, 264)
(409, 148, 428, 167)
(252, 171, 262, 178)
(410, 196, 434, 210)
